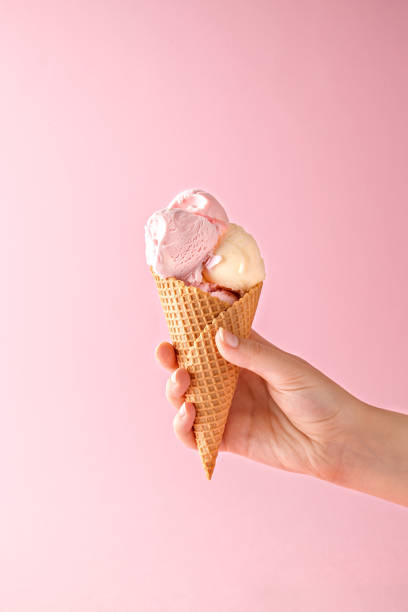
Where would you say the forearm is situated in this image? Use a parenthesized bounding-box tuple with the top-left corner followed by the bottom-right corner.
(335, 401, 408, 506)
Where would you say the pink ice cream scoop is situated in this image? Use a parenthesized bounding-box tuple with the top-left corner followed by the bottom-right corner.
(145, 207, 221, 285)
(168, 189, 229, 222)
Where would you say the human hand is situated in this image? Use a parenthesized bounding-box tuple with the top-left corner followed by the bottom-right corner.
(155, 328, 360, 482)
(156, 328, 408, 505)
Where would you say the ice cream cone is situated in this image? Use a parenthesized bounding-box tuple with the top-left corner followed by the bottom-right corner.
(152, 271, 262, 479)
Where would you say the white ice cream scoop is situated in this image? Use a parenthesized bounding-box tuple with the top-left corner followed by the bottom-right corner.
(203, 223, 265, 291)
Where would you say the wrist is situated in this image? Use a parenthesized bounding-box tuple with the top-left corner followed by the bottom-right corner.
(330, 399, 376, 487)
(331, 400, 408, 506)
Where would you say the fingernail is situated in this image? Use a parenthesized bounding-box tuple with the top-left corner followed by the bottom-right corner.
(220, 328, 239, 348)
(179, 403, 186, 417)
(171, 370, 178, 383)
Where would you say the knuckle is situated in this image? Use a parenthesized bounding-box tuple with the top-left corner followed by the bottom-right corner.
(245, 339, 264, 367)
(250, 340, 263, 357)
(165, 378, 173, 396)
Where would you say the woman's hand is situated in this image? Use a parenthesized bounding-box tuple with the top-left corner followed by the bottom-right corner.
(156, 328, 359, 482)
(155, 328, 408, 506)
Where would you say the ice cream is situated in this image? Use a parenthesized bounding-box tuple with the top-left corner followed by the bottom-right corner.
(145, 189, 265, 300)
(202, 223, 265, 291)
(145, 207, 221, 285)
(168, 189, 229, 222)
(195, 281, 238, 305)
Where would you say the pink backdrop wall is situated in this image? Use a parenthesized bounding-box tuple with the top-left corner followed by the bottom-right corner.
(1, 1, 407, 610)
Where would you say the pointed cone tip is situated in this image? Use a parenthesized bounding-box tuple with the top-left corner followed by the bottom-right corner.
(204, 463, 215, 480)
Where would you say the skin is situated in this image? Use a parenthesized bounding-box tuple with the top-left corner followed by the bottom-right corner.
(155, 328, 408, 506)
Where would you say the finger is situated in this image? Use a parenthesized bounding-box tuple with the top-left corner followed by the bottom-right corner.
(215, 327, 294, 381)
(165, 368, 191, 409)
(155, 342, 178, 371)
(173, 402, 196, 449)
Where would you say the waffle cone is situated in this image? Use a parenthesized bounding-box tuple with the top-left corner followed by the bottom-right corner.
(153, 271, 262, 479)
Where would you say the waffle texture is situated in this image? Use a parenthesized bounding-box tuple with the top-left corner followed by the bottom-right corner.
(153, 271, 262, 479)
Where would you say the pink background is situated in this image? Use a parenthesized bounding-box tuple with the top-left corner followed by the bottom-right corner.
(1, 1, 408, 610)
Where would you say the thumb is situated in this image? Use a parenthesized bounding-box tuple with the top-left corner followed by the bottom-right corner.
(215, 327, 299, 383)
